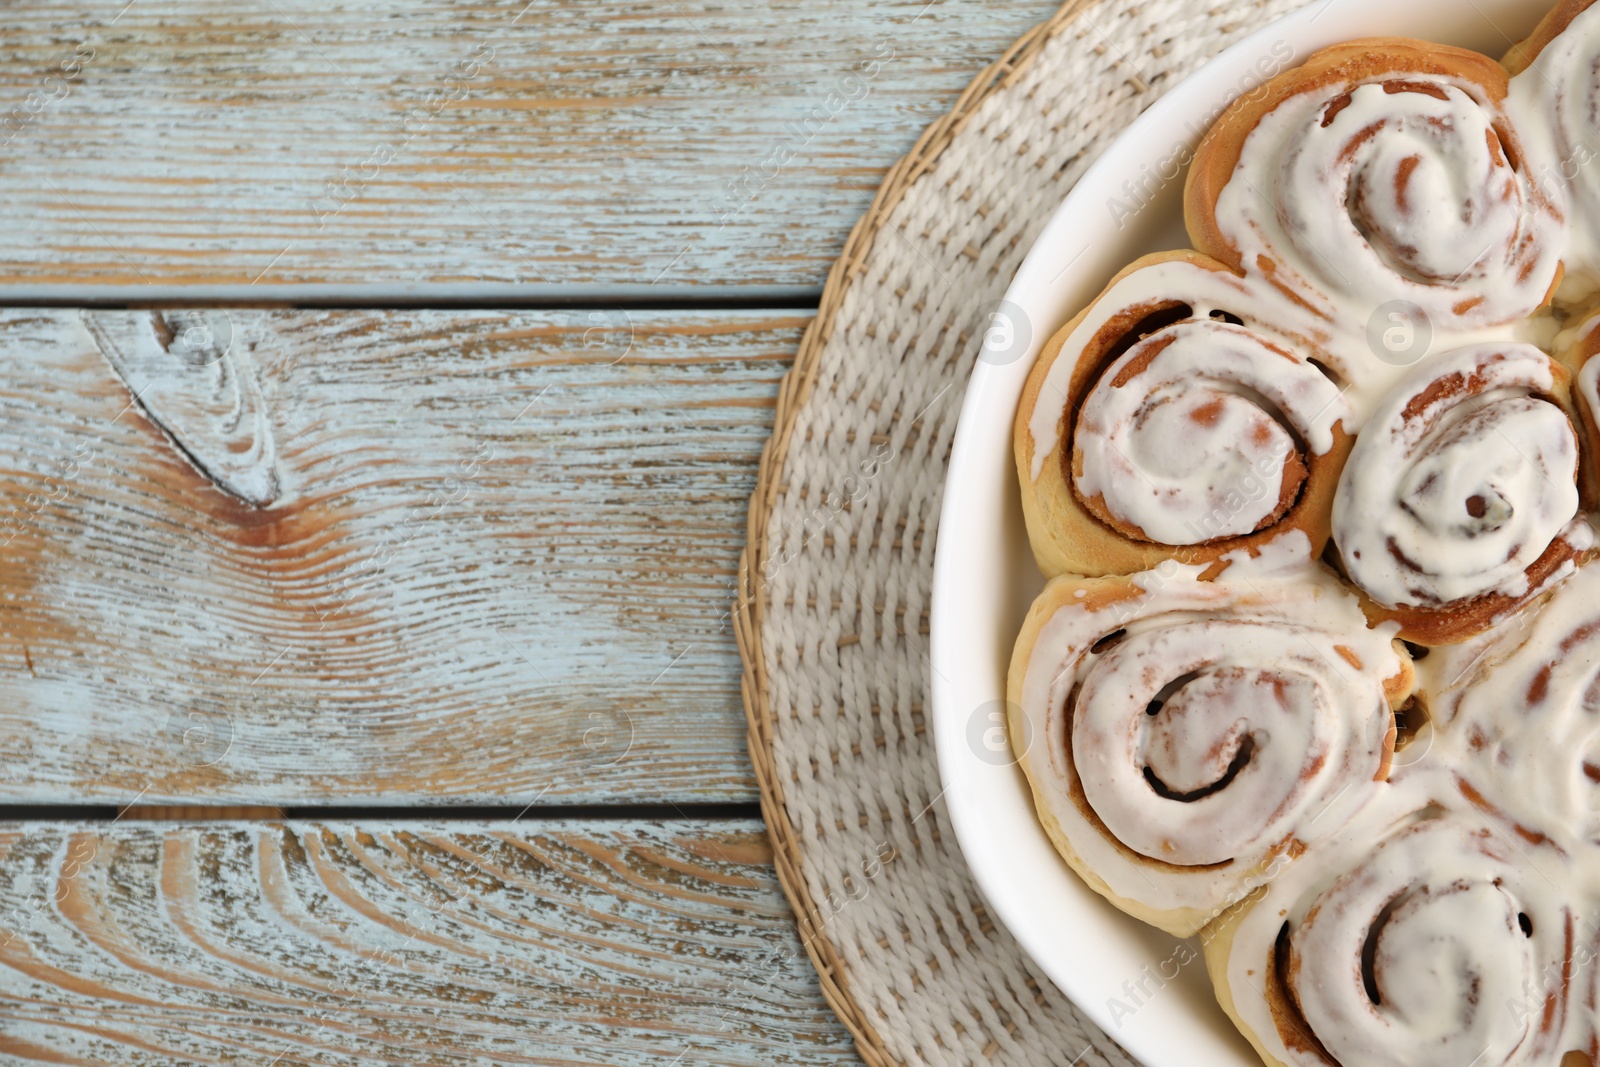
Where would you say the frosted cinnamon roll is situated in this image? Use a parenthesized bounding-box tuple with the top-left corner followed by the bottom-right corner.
(1507, 0, 1600, 296)
(1558, 306, 1600, 500)
(1330, 342, 1590, 644)
(1016, 250, 1352, 577)
(1429, 557, 1600, 847)
(1206, 810, 1577, 1067)
(1187, 39, 1564, 399)
(1008, 554, 1412, 936)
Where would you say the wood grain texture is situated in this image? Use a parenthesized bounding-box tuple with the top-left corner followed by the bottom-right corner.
(0, 818, 856, 1065)
(0, 308, 801, 804)
(0, 0, 1061, 295)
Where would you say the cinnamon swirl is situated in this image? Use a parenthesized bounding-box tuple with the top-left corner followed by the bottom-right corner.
(1427, 557, 1600, 848)
(1008, 548, 1412, 935)
(1206, 808, 1576, 1067)
(1188, 38, 1564, 384)
(1329, 342, 1589, 643)
(1016, 250, 1352, 577)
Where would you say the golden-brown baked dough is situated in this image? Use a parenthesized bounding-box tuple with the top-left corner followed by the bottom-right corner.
(1504, 0, 1598, 74)
(1014, 249, 1353, 577)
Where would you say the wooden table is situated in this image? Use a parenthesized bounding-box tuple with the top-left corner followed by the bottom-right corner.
(0, 1, 1060, 1061)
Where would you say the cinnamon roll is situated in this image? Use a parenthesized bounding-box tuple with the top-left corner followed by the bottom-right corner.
(1428, 557, 1600, 847)
(1329, 342, 1590, 644)
(1558, 305, 1600, 502)
(1016, 250, 1352, 577)
(1205, 809, 1577, 1067)
(1008, 554, 1413, 936)
(1187, 38, 1564, 402)
(1507, 0, 1600, 298)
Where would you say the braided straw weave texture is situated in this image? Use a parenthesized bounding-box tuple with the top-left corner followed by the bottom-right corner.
(736, 1, 1310, 1063)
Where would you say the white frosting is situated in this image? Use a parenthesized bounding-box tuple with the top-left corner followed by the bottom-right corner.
(1430, 559, 1600, 847)
(1017, 543, 1402, 919)
(1216, 74, 1564, 332)
(1071, 616, 1390, 865)
(1073, 319, 1344, 544)
(1331, 343, 1582, 608)
(1292, 818, 1566, 1066)
(1207, 556, 1600, 1066)
(1027, 258, 1346, 482)
(1508, 1, 1600, 298)
(1580, 310, 1600, 424)
(1219, 797, 1578, 1067)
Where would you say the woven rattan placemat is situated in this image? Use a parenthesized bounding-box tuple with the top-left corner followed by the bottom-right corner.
(735, 1, 1309, 1062)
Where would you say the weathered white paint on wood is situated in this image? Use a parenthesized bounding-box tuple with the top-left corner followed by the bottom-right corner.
(84, 310, 284, 506)
(0, 0, 1062, 295)
(0, 309, 803, 804)
(0, 819, 858, 1064)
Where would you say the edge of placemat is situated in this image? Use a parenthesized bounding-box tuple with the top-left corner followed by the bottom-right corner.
(733, 3, 1098, 1062)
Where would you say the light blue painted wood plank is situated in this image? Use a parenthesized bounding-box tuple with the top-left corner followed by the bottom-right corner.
(0, 819, 857, 1063)
(0, 308, 805, 804)
(0, 0, 1062, 292)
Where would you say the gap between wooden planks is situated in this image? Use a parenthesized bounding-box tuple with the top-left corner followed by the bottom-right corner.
(0, 308, 805, 807)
